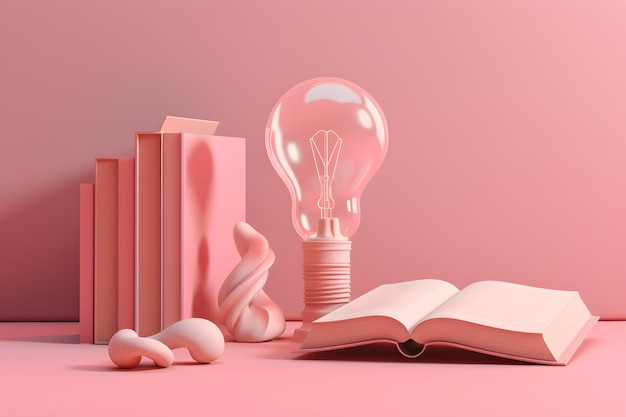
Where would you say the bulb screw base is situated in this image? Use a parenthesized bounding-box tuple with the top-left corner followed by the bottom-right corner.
(293, 239, 352, 342)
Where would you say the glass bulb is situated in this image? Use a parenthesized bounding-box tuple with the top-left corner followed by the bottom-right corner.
(265, 77, 389, 241)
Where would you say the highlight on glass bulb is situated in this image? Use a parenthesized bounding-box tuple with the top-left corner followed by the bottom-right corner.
(265, 77, 389, 241)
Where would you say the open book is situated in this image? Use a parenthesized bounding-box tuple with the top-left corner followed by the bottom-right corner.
(297, 280, 598, 365)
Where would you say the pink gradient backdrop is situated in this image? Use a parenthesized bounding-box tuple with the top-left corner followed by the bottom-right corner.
(1, 0, 625, 320)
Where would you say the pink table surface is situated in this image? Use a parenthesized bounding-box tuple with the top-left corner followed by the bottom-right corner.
(0, 321, 624, 417)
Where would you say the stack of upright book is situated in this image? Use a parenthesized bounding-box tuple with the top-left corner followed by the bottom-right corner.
(79, 117, 246, 344)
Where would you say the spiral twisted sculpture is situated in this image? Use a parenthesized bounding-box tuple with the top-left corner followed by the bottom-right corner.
(218, 222, 286, 342)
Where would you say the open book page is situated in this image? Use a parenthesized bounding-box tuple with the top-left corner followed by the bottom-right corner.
(316, 279, 459, 332)
(410, 281, 595, 362)
(420, 281, 579, 333)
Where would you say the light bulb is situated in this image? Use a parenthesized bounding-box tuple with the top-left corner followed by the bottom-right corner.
(265, 77, 389, 341)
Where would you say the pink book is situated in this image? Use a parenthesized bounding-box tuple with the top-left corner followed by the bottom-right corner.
(117, 157, 135, 330)
(135, 133, 163, 336)
(297, 279, 598, 365)
(161, 132, 245, 328)
(79, 183, 95, 343)
(160, 116, 219, 135)
(94, 159, 119, 344)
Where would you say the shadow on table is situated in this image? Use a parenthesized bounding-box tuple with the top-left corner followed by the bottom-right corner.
(290, 337, 602, 365)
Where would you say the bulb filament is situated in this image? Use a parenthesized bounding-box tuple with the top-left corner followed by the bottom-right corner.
(310, 130, 342, 219)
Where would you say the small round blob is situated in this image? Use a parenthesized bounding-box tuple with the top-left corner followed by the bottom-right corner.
(108, 329, 174, 368)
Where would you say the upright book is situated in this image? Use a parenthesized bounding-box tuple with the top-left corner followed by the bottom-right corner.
(135, 116, 238, 336)
(135, 133, 163, 337)
(117, 157, 135, 331)
(94, 159, 119, 344)
(297, 279, 598, 365)
(162, 131, 245, 328)
(79, 183, 95, 343)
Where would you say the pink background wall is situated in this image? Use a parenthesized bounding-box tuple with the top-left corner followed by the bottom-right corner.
(1, 0, 625, 321)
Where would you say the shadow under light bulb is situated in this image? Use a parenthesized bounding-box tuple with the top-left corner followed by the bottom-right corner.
(265, 77, 388, 341)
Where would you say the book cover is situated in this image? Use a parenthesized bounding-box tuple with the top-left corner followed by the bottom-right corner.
(162, 132, 245, 328)
(79, 183, 95, 344)
(94, 159, 119, 344)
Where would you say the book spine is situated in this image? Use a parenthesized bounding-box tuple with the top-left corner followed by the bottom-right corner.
(94, 159, 119, 344)
(162, 133, 183, 328)
(135, 133, 163, 336)
(117, 157, 135, 331)
(79, 183, 95, 343)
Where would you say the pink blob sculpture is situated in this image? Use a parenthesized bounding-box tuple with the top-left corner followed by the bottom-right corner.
(108, 329, 174, 368)
(218, 222, 286, 342)
(153, 317, 224, 363)
(108, 318, 225, 368)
